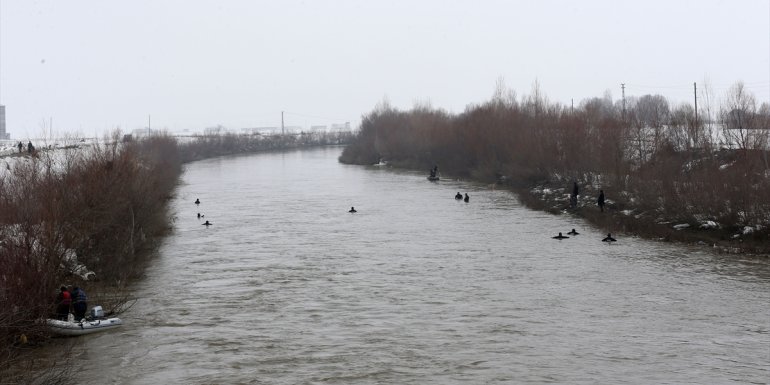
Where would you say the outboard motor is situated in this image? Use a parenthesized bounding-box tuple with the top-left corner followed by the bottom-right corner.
(90, 306, 105, 319)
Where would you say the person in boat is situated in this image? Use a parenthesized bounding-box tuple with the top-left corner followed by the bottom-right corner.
(195, 198, 200, 205)
(464, 193, 469, 203)
(567, 228, 579, 235)
(349, 207, 357, 213)
(71, 286, 88, 321)
(602, 233, 617, 242)
(455, 192, 463, 200)
(202, 220, 212, 226)
(55, 286, 72, 321)
(552, 232, 569, 239)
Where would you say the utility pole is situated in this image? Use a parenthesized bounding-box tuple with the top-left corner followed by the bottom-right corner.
(571, 98, 574, 114)
(693, 82, 698, 129)
(281, 111, 285, 136)
(621, 83, 626, 121)
(148, 114, 151, 136)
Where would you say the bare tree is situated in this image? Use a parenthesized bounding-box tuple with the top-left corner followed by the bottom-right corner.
(627, 94, 670, 164)
(719, 81, 763, 150)
(668, 103, 695, 151)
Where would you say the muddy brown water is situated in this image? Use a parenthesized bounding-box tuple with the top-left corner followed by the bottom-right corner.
(39, 147, 770, 384)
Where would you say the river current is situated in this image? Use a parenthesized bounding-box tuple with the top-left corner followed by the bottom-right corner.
(59, 147, 768, 384)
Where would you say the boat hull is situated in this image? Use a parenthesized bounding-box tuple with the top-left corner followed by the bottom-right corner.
(47, 317, 123, 336)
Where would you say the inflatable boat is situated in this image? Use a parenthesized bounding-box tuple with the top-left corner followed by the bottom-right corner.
(47, 306, 123, 336)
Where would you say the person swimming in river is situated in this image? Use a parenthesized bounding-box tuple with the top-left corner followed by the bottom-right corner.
(202, 220, 212, 226)
(567, 229, 579, 235)
(455, 192, 463, 200)
(349, 207, 357, 213)
(552, 232, 569, 239)
(195, 198, 200, 205)
(197, 213, 205, 219)
(464, 193, 469, 203)
(602, 233, 616, 242)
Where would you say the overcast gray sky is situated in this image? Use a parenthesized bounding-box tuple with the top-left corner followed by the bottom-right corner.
(1, 0, 769, 138)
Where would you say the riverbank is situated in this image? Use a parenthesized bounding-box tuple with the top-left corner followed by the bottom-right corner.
(339, 87, 770, 256)
(512, 180, 769, 255)
(0, 135, 181, 382)
(0, 131, 354, 383)
(47, 145, 770, 384)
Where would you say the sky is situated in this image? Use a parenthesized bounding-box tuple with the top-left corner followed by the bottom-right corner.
(0, 0, 769, 138)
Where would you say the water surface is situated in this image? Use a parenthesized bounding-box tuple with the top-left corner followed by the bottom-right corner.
(64, 147, 770, 384)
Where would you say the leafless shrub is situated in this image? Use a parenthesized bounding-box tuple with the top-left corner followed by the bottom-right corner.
(0, 132, 182, 380)
(341, 81, 770, 243)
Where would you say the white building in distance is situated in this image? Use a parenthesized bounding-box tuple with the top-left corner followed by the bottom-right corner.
(0, 105, 9, 139)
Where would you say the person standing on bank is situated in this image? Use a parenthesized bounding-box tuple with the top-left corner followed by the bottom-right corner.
(570, 181, 579, 208)
(598, 189, 605, 212)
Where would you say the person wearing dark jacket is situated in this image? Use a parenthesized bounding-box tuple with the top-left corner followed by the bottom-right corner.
(602, 233, 617, 242)
(570, 182, 579, 208)
(598, 190, 605, 212)
(71, 286, 88, 321)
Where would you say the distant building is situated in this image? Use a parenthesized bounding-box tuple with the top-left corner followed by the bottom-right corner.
(330, 122, 351, 132)
(0, 105, 9, 139)
(204, 126, 228, 136)
(241, 128, 260, 135)
(244, 126, 279, 135)
(310, 125, 327, 131)
(131, 128, 157, 137)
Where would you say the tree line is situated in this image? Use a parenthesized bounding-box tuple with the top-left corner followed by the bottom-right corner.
(340, 81, 770, 243)
(0, 130, 351, 382)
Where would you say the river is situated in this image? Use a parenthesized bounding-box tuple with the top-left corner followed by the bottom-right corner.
(57, 147, 769, 384)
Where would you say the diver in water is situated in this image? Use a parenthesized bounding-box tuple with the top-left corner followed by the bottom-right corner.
(567, 229, 579, 235)
(602, 233, 616, 242)
(455, 192, 463, 200)
(464, 193, 469, 203)
(202, 220, 212, 226)
(349, 207, 357, 213)
(195, 198, 200, 205)
(552, 232, 569, 240)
